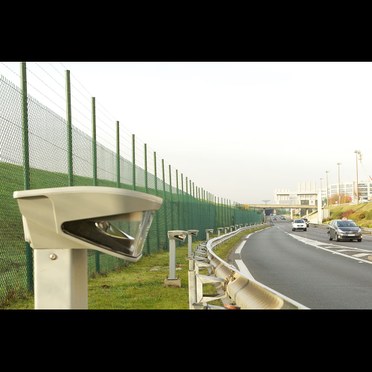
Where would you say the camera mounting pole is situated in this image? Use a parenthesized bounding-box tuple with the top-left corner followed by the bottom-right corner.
(14, 186, 162, 309)
(164, 230, 187, 288)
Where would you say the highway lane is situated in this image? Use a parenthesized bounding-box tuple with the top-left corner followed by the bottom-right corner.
(237, 221, 372, 309)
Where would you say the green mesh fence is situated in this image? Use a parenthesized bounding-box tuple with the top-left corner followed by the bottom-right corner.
(0, 77, 29, 305)
(0, 68, 263, 307)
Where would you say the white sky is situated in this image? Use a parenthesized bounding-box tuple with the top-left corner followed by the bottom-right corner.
(2, 61, 372, 204)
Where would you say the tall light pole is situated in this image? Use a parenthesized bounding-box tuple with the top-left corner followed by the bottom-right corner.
(337, 162, 341, 205)
(355, 150, 361, 204)
(317, 179, 323, 224)
(325, 170, 329, 206)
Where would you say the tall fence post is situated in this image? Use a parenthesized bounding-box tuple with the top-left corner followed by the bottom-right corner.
(224, 198, 227, 228)
(116, 121, 120, 188)
(92, 97, 100, 273)
(154, 151, 160, 251)
(65, 70, 73, 186)
(190, 179, 194, 232)
(92, 97, 97, 185)
(169, 164, 174, 230)
(20, 62, 33, 293)
(162, 159, 168, 246)
(132, 134, 136, 190)
(176, 169, 180, 230)
(221, 197, 224, 227)
(214, 196, 217, 228)
(181, 173, 185, 230)
(185, 176, 189, 229)
(144, 143, 148, 193)
(198, 187, 205, 231)
(208, 192, 212, 229)
(144, 143, 150, 254)
(222, 197, 226, 228)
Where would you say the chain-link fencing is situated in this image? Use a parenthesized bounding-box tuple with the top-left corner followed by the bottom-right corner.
(0, 64, 263, 307)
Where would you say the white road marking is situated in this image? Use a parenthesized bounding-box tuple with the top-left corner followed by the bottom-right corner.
(235, 241, 246, 254)
(336, 249, 358, 252)
(233, 232, 263, 279)
(235, 227, 372, 279)
(353, 253, 372, 258)
(234, 233, 255, 254)
(235, 259, 256, 280)
(287, 232, 372, 264)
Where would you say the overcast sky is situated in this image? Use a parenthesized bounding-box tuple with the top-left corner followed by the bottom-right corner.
(2, 62, 372, 204)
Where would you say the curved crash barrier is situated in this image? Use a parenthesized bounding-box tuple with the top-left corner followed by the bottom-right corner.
(188, 225, 308, 310)
(226, 273, 284, 309)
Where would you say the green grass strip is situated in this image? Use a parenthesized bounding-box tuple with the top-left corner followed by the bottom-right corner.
(4, 225, 268, 309)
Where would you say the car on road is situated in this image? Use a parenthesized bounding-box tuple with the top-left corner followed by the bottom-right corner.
(327, 219, 362, 242)
(292, 219, 307, 231)
(302, 217, 310, 227)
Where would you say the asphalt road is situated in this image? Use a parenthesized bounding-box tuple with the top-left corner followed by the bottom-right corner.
(237, 220, 372, 309)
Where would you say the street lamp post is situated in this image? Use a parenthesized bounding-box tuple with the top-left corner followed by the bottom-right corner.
(325, 170, 329, 206)
(355, 150, 361, 204)
(337, 162, 341, 204)
(317, 182, 323, 224)
(320, 178, 323, 207)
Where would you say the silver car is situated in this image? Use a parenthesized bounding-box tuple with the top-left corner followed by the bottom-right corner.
(327, 219, 362, 242)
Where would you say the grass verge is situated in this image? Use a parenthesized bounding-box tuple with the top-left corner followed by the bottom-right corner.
(325, 202, 372, 227)
(5, 243, 193, 309)
(213, 225, 268, 262)
(5, 225, 268, 310)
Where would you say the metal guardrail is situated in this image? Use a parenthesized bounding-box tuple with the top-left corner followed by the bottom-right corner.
(188, 225, 308, 310)
(362, 227, 372, 235)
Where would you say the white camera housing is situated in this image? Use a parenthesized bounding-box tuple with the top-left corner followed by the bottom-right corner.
(167, 230, 188, 242)
(187, 229, 199, 237)
(14, 186, 163, 262)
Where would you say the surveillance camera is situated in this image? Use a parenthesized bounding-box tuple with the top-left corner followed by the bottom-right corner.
(187, 229, 199, 236)
(13, 186, 163, 262)
(167, 230, 188, 242)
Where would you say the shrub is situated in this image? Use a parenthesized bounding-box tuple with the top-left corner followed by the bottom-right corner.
(357, 212, 366, 219)
(330, 207, 343, 219)
(341, 209, 354, 219)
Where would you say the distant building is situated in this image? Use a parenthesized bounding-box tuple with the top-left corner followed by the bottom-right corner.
(274, 182, 318, 207)
(274, 180, 372, 205)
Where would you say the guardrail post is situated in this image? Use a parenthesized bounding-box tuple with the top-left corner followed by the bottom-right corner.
(188, 268, 197, 308)
(188, 242, 208, 309)
(187, 230, 199, 308)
